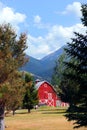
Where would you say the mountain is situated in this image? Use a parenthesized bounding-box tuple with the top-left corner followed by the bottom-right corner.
(21, 56, 41, 75)
(41, 46, 64, 62)
(21, 45, 65, 81)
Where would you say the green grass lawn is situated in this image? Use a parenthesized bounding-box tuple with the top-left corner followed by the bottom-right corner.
(5, 106, 87, 130)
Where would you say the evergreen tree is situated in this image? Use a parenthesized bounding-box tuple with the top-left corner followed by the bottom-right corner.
(59, 4, 87, 128)
(23, 73, 38, 113)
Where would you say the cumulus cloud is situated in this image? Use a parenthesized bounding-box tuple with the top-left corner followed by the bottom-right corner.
(56, 2, 81, 17)
(33, 15, 50, 29)
(26, 23, 86, 59)
(26, 35, 50, 59)
(0, 2, 26, 31)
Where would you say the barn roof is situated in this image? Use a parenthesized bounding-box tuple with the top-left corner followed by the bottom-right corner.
(35, 81, 45, 89)
(35, 80, 57, 93)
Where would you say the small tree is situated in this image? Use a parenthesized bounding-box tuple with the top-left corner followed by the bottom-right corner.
(5, 71, 25, 115)
(23, 73, 38, 113)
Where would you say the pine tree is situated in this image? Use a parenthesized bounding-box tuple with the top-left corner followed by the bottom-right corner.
(23, 73, 38, 113)
(59, 4, 87, 128)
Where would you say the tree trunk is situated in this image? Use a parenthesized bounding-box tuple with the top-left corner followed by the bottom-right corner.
(28, 109, 30, 113)
(12, 110, 15, 115)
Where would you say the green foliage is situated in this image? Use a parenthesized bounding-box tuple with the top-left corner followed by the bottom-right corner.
(0, 23, 28, 85)
(23, 73, 38, 113)
(0, 23, 28, 112)
(81, 4, 87, 26)
(58, 4, 87, 128)
(51, 53, 67, 92)
(5, 71, 25, 115)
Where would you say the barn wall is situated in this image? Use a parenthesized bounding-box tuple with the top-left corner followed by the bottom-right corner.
(38, 82, 59, 107)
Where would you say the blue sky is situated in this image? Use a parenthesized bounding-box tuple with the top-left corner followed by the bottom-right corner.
(0, 0, 86, 59)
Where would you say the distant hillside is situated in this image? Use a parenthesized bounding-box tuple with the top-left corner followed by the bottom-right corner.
(21, 56, 42, 75)
(21, 45, 65, 81)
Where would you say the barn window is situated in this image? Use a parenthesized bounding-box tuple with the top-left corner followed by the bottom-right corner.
(44, 84, 47, 87)
(48, 93, 52, 100)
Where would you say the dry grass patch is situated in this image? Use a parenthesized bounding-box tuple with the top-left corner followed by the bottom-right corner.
(5, 107, 87, 130)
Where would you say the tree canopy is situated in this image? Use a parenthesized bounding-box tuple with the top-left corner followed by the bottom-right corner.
(5, 71, 25, 115)
(0, 23, 28, 106)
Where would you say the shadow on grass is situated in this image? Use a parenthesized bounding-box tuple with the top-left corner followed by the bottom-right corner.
(42, 111, 66, 115)
(5, 111, 29, 117)
(5, 108, 67, 116)
(38, 108, 67, 111)
(15, 112, 28, 114)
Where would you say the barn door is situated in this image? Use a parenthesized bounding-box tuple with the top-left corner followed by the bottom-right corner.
(47, 93, 54, 106)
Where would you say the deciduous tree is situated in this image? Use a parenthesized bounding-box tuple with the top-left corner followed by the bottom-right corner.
(51, 53, 67, 92)
(5, 71, 25, 115)
(0, 23, 28, 106)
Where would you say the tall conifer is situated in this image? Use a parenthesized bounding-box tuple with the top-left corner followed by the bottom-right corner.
(59, 4, 87, 128)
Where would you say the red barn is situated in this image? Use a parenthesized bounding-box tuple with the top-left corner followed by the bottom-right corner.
(35, 80, 68, 107)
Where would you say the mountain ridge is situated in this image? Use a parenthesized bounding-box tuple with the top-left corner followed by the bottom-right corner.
(21, 45, 65, 81)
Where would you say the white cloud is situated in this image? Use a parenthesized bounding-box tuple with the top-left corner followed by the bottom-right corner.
(57, 2, 81, 17)
(26, 23, 86, 59)
(26, 35, 50, 59)
(0, 2, 26, 31)
(33, 15, 50, 29)
(34, 15, 41, 24)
